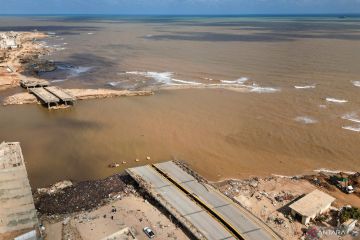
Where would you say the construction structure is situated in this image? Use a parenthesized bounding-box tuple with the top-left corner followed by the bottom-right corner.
(127, 161, 281, 240)
(20, 78, 49, 89)
(0, 142, 38, 237)
(30, 87, 60, 108)
(289, 189, 335, 225)
(20, 79, 76, 108)
(45, 86, 76, 105)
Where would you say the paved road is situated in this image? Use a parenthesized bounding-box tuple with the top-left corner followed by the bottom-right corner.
(128, 165, 236, 240)
(154, 161, 280, 240)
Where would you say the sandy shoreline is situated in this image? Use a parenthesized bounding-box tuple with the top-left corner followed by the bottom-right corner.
(0, 31, 156, 109)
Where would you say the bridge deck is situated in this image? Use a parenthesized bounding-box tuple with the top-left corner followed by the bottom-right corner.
(20, 79, 49, 88)
(45, 86, 76, 102)
(30, 87, 59, 104)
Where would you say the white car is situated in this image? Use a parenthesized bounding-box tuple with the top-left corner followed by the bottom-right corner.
(143, 227, 155, 238)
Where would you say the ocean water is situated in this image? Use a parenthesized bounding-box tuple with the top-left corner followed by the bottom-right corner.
(1, 15, 360, 187)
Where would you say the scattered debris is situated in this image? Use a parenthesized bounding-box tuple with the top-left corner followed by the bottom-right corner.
(108, 163, 120, 168)
(37, 180, 73, 195)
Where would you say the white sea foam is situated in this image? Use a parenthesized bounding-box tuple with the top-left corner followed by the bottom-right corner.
(326, 98, 348, 103)
(107, 81, 121, 87)
(58, 65, 93, 78)
(249, 86, 279, 93)
(172, 79, 202, 85)
(294, 116, 318, 124)
(352, 81, 360, 87)
(87, 32, 94, 35)
(294, 85, 316, 89)
(220, 77, 248, 84)
(126, 71, 173, 84)
(314, 168, 356, 175)
(342, 125, 360, 132)
(342, 112, 360, 123)
(67, 66, 92, 77)
(55, 47, 67, 51)
(125, 71, 279, 93)
(51, 79, 66, 83)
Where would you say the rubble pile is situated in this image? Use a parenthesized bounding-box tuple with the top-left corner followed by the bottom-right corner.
(0, 32, 20, 49)
(34, 174, 137, 215)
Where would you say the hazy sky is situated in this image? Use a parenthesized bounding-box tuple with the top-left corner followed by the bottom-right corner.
(0, 0, 360, 14)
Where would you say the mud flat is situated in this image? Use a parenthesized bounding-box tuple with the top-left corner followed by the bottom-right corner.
(2, 88, 154, 106)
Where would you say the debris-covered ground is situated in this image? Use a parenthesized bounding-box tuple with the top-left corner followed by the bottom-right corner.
(41, 194, 191, 240)
(33, 163, 360, 240)
(214, 172, 360, 240)
(34, 173, 193, 240)
(34, 174, 135, 215)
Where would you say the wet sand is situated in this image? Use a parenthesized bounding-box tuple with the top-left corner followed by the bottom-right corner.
(1, 88, 359, 188)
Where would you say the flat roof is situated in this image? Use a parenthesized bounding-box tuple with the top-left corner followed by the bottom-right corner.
(289, 189, 335, 217)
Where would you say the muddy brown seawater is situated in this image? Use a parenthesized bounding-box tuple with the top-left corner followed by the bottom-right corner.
(1, 16, 360, 188)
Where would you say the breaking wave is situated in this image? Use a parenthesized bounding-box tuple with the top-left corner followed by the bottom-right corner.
(51, 79, 66, 83)
(294, 85, 316, 89)
(125, 71, 279, 93)
(41, 64, 93, 82)
(342, 112, 360, 123)
(294, 116, 318, 124)
(326, 98, 348, 103)
(61, 66, 93, 78)
(220, 77, 248, 84)
(249, 85, 279, 93)
(352, 81, 360, 87)
(342, 125, 360, 132)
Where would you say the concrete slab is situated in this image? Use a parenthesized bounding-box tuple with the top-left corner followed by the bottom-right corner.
(45, 86, 75, 102)
(154, 161, 281, 240)
(127, 165, 235, 240)
(0, 142, 38, 235)
(29, 88, 59, 104)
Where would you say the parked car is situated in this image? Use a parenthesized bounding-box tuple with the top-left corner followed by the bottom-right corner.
(143, 227, 155, 238)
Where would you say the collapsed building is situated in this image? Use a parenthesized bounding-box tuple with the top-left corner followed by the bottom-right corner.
(0, 32, 20, 49)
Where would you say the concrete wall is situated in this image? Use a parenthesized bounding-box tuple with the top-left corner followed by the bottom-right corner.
(291, 203, 332, 225)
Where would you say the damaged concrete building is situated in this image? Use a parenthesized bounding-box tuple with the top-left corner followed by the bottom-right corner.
(0, 32, 20, 49)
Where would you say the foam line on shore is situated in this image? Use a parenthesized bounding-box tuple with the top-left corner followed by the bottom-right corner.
(314, 168, 356, 175)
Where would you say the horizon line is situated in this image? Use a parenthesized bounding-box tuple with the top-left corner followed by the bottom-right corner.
(0, 13, 360, 16)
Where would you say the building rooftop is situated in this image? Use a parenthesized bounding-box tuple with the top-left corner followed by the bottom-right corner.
(289, 189, 335, 217)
